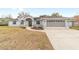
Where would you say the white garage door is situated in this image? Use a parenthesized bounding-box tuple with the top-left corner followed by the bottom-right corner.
(47, 20, 65, 27)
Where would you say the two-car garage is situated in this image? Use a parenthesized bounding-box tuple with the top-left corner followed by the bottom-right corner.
(41, 17, 73, 29)
(47, 20, 65, 27)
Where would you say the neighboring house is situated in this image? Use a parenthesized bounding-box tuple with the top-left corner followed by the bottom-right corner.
(0, 18, 12, 26)
(8, 15, 74, 29)
(73, 15, 79, 26)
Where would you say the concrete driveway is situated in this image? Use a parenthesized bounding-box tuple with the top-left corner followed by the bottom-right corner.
(45, 27, 79, 50)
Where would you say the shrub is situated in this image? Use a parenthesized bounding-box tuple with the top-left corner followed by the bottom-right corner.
(31, 26, 43, 30)
(20, 26, 26, 29)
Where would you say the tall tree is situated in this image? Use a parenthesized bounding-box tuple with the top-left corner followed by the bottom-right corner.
(17, 12, 30, 19)
(51, 12, 62, 17)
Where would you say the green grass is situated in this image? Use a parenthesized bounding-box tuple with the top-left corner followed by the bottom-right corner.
(70, 26, 79, 30)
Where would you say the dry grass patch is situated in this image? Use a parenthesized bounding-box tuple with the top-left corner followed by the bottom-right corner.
(0, 26, 53, 50)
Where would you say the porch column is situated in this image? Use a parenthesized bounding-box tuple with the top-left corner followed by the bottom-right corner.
(32, 18, 35, 27)
(25, 21, 28, 28)
(43, 20, 47, 29)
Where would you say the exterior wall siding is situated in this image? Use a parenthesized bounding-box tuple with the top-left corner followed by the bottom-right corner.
(8, 21, 20, 26)
(8, 17, 74, 29)
(33, 20, 43, 27)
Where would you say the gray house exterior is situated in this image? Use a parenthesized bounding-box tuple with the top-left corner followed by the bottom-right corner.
(8, 16, 74, 29)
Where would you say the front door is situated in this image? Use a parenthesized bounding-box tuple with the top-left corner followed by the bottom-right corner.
(28, 20, 32, 26)
(26, 18, 32, 27)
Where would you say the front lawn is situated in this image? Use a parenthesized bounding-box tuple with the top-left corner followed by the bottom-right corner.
(0, 26, 53, 50)
(70, 26, 79, 30)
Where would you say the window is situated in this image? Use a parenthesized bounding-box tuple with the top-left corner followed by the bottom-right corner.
(36, 21, 40, 24)
(21, 20, 24, 24)
(13, 21, 16, 24)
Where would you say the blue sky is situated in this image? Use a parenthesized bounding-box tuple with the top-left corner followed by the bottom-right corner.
(0, 8, 79, 18)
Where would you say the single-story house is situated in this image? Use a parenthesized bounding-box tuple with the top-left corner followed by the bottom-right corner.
(73, 15, 79, 26)
(8, 15, 75, 29)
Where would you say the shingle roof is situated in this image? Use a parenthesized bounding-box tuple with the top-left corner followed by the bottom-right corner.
(34, 16, 74, 20)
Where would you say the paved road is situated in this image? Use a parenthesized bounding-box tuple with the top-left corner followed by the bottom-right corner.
(45, 27, 79, 50)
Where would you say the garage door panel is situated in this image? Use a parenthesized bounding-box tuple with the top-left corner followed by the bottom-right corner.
(47, 20, 65, 27)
